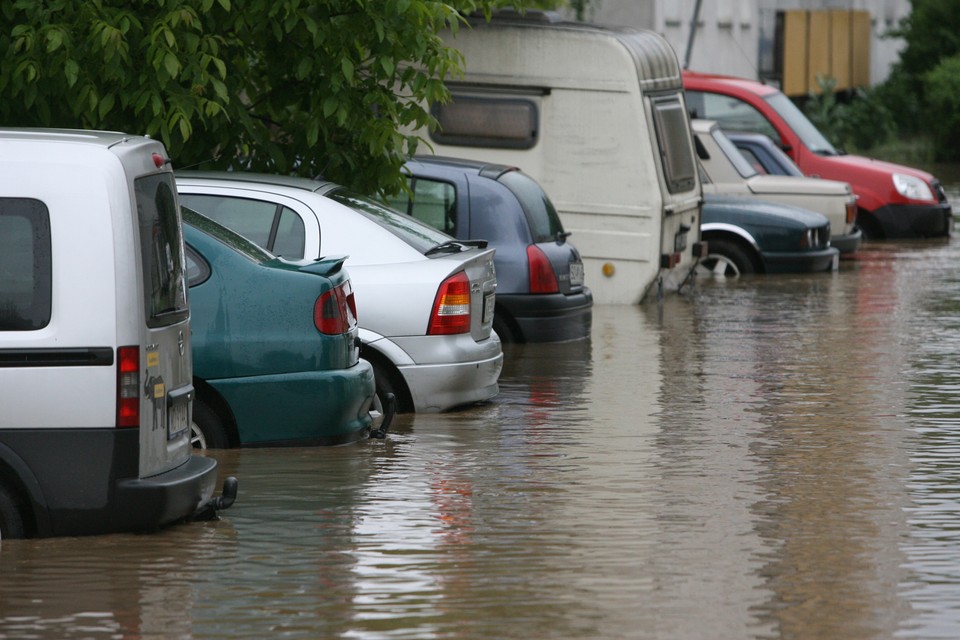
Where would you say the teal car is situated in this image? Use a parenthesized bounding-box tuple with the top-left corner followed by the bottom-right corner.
(182, 208, 379, 448)
(699, 194, 840, 276)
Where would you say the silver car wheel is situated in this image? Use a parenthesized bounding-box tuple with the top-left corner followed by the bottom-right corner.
(696, 254, 742, 278)
(190, 421, 208, 451)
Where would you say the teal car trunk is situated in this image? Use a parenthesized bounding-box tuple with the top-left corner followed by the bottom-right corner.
(183, 209, 375, 447)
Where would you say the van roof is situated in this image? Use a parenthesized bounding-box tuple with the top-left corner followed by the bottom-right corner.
(0, 128, 143, 147)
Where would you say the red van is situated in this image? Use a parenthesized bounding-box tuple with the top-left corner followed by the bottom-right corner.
(683, 70, 953, 239)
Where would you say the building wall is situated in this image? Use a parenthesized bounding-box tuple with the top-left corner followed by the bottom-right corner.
(565, 0, 910, 87)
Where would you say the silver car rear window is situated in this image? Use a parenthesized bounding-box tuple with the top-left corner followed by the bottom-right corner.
(324, 187, 453, 254)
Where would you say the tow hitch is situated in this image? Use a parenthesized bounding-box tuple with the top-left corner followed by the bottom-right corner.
(370, 392, 396, 439)
(191, 476, 239, 522)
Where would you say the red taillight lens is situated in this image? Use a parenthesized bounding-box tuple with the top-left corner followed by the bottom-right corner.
(527, 245, 559, 294)
(428, 271, 471, 335)
(315, 281, 357, 335)
(117, 346, 139, 428)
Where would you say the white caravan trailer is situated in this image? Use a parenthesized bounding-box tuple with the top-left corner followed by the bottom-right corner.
(410, 10, 704, 304)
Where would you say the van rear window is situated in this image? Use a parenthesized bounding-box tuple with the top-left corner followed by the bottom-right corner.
(135, 174, 189, 328)
(0, 199, 51, 331)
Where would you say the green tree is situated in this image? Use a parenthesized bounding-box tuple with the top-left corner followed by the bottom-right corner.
(0, 0, 533, 194)
(881, 0, 960, 158)
(922, 54, 960, 161)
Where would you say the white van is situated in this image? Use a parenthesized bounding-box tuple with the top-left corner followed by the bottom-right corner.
(0, 129, 236, 538)
(407, 10, 704, 304)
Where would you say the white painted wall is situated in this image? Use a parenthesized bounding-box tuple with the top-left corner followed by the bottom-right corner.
(563, 0, 911, 86)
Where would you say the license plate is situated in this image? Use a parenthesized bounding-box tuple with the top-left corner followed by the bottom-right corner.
(167, 390, 191, 440)
(569, 262, 584, 286)
(483, 292, 495, 324)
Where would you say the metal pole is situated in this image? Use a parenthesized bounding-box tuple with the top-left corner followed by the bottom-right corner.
(683, 0, 704, 70)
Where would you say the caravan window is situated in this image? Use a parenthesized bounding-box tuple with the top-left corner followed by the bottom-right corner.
(651, 96, 697, 195)
(430, 96, 538, 149)
(0, 199, 51, 331)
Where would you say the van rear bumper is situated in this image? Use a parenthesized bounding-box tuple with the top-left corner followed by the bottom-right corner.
(116, 454, 219, 530)
(0, 427, 220, 537)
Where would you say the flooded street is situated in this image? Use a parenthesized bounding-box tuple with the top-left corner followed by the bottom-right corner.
(7, 225, 960, 638)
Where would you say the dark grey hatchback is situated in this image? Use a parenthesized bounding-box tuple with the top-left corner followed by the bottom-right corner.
(386, 156, 593, 342)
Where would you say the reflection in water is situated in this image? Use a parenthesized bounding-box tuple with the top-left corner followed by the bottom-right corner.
(6, 237, 960, 638)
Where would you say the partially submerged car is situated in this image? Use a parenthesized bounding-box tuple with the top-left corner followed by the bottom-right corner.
(699, 194, 839, 277)
(684, 70, 953, 239)
(176, 172, 502, 415)
(693, 119, 861, 255)
(385, 156, 592, 343)
(0, 129, 235, 539)
(182, 208, 379, 448)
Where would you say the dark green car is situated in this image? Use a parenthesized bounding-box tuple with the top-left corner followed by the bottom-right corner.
(182, 208, 377, 448)
(698, 194, 840, 276)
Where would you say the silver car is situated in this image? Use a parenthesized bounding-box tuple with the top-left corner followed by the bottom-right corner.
(176, 172, 502, 415)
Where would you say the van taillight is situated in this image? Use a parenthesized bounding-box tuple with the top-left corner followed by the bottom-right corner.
(315, 280, 357, 335)
(117, 346, 139, 428)
(527, 245, 559, 294)
(428, 271, 471, 335)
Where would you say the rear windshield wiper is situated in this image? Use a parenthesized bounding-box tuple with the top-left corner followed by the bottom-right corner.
(425, 239, 488, 256)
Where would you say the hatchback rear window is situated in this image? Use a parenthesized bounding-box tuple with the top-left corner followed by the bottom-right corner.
(134, 174, 189, 328)
(0, 198, 51, 331)
(497, 171, 564, 243)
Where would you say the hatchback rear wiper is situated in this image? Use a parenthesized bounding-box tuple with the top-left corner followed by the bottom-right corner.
(425, 239, 488, 256)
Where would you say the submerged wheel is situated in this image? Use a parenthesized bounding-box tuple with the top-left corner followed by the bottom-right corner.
(191, 400, 230, 450)
(0, 484, 25, 540)
(696, 239, 756, 277)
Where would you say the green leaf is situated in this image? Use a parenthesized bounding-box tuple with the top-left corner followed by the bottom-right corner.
(98, 93, 115, 120)
(163, 52, 181, 78)
(322, 96, 338, 118)
(64, 60, 80, 87)
(341, 57, 354, 82)
(45, 29, 64, 53)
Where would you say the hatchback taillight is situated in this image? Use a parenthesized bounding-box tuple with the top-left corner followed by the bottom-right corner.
(428, 271, 471, 335)
(117, 346, 139, 428)
(315, 280, 358, 335)
(527, 245, 559, 294)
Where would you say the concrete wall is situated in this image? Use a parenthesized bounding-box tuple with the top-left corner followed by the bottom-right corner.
(563, 0, 911, 87)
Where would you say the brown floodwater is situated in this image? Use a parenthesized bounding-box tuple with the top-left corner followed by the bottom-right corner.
(4, 211, 960, 639)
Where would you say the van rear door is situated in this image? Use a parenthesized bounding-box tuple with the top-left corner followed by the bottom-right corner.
(131, 169, 194, 478)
